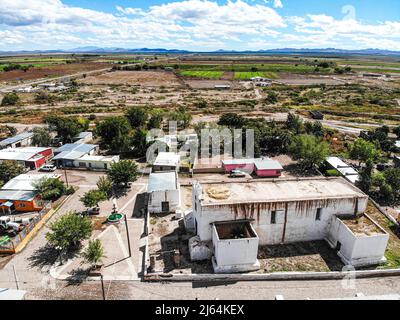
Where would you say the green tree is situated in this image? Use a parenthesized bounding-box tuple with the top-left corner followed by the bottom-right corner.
(349, 138, 380, 167)
(1, 93, 20, 106)
(286, 113, 304, 134)
(80, 190, 107, 209)
(33, 177, 67, 200)
(46, 212, 92, 249)
(168, 107, 192, 128)
(34, 91, 53, 104)
(125, 106, 149, 128)
(132, 129, 150, 157)
(81, 239, 106, 269)
(265, 92, 278, 104)
(218, 113, 245, 128)
(96, 116, 131, 149)
(0, 160, 24, 185)
(394, 126, 400, 139)
(358, 159, 374, 193)
(107, 160, 139, 187)
(45, 116, 88, 143)
(147, 110, 164, 129)
(97, 176, 113, 199)
(289, 135, 330, 171)
(32, 127, 52, 147)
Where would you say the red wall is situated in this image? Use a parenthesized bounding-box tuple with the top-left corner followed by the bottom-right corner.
(255, 169, 282, 177)
(38, 148, 53, 159)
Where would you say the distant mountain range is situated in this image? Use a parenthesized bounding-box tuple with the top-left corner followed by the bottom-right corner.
(1, 47, 400, 56)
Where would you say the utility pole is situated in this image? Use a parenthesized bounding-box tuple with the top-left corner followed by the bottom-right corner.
(12, 265, 19, 290)
(64, 168, 69, 187)
(124, 214, 132, 258)
(100, 274, 105, 300)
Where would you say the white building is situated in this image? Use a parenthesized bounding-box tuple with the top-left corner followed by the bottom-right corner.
(72, 155, 119, 171)
(153, 152, 180, 172)
(73, 132, 93, 144)
(147, 171, 181, 214)
(188, 177, 387, 271)
(0, 132, 34, 149)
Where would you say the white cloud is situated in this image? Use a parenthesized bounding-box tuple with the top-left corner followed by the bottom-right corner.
(0, 0, 399, 51)
(273, 0, 283, 9)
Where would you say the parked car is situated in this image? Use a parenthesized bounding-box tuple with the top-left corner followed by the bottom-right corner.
(39, 164, 57, 172)
(229, 169, 247, 178)
(87, 207, 101, 215)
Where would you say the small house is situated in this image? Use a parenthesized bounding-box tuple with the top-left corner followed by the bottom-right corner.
(222, 157, 283, 177)
(73, 132, 93, 144)
(53, 143, 98, 168)
(72, 155, 119, 171)
(153, 152, 180, 172)
(147, 171, 180, 214)
(0, 173, 60, 213)
(0, 132, 34, 149)
(0, 147, 53, 170)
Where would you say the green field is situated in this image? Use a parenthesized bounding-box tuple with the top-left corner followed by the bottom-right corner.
(171, 63, 320, 74)
(180, 70, 224, 79)
(234, 72, 278, 80)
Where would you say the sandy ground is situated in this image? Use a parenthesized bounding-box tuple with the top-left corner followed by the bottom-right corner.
(81, 70, 183, 87)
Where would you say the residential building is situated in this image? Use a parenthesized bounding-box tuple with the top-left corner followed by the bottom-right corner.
(53, 143, 98, 168)
(0, 147, 53, 170)
(153, 152, 180, 172)
(0, 174, 60, 213)
(222, 157, 283, 177)
(147, 171, 181, 214)
(73, 132, 93, 144)
(0, 132, 34, 149)
(72, 155, 119, 170)
(188, 177, 388, 271)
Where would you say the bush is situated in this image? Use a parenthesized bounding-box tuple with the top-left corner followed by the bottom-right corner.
(326, 169, 341, 177)
(1, 93, 20, 106)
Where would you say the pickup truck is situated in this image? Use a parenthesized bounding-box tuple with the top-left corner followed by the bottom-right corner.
(0, 216, 23, 236)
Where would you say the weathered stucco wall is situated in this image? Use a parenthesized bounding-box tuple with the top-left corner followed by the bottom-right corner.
(148, 188, 181, 213)
(212, 225, 259, 267)
(193, 183, 368, 245)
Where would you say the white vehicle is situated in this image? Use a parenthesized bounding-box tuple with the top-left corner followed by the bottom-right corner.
(0, 216, 23, 235)
(39, 164, 57, 172)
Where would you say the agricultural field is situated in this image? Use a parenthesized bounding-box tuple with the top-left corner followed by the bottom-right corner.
(179, 70, 224, 79)
(234, 72, 278, 80)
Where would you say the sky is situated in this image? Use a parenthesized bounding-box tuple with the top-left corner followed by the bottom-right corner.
(0, 0, 399, 51)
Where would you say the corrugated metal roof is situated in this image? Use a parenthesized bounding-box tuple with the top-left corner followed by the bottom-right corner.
(0, 132, 33, 147)
(55, 143, 97, 153)
(148, 172, 177, 192)
(0, 147, 48, 161)
(0, 190, 36, 201)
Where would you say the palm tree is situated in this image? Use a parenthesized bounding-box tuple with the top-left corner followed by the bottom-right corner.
(81, 239, 106, 270)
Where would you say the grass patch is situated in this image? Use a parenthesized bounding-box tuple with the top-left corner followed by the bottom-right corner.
(234, 71, 278, 80)
(180, 70, 224, 79)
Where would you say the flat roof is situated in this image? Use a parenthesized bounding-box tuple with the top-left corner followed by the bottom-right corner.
(254, 159, 283, 170)
(198, 177, 367, 206)
(0, 288, 26, 300)
(2, 174, 61, 191)
(154, 152, 180, 166)
(0, 132, 33, 147)
(148, 171, 177, 192)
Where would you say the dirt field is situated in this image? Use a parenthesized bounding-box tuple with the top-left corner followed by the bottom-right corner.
(0, 62, 110, 84)
(81, 70, 183, 87)
(184, 79, 235, 89)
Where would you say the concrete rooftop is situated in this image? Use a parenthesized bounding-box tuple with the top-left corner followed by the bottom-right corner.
(198, 177, 367, 206)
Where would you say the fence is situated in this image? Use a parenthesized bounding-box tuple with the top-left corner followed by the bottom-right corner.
(0, 202, 52, 254)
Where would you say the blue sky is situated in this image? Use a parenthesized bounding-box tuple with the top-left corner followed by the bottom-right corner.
(0, 0, 399, 51)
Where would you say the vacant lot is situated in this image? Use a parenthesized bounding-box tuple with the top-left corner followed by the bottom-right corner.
(82, 70, 183, 87)
(0, 62, 110, 84)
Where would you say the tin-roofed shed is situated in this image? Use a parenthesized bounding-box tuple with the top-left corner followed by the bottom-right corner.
(147, 171, 181, 214)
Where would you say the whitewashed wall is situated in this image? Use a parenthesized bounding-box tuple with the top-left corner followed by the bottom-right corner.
(148, 188, 181, 213)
